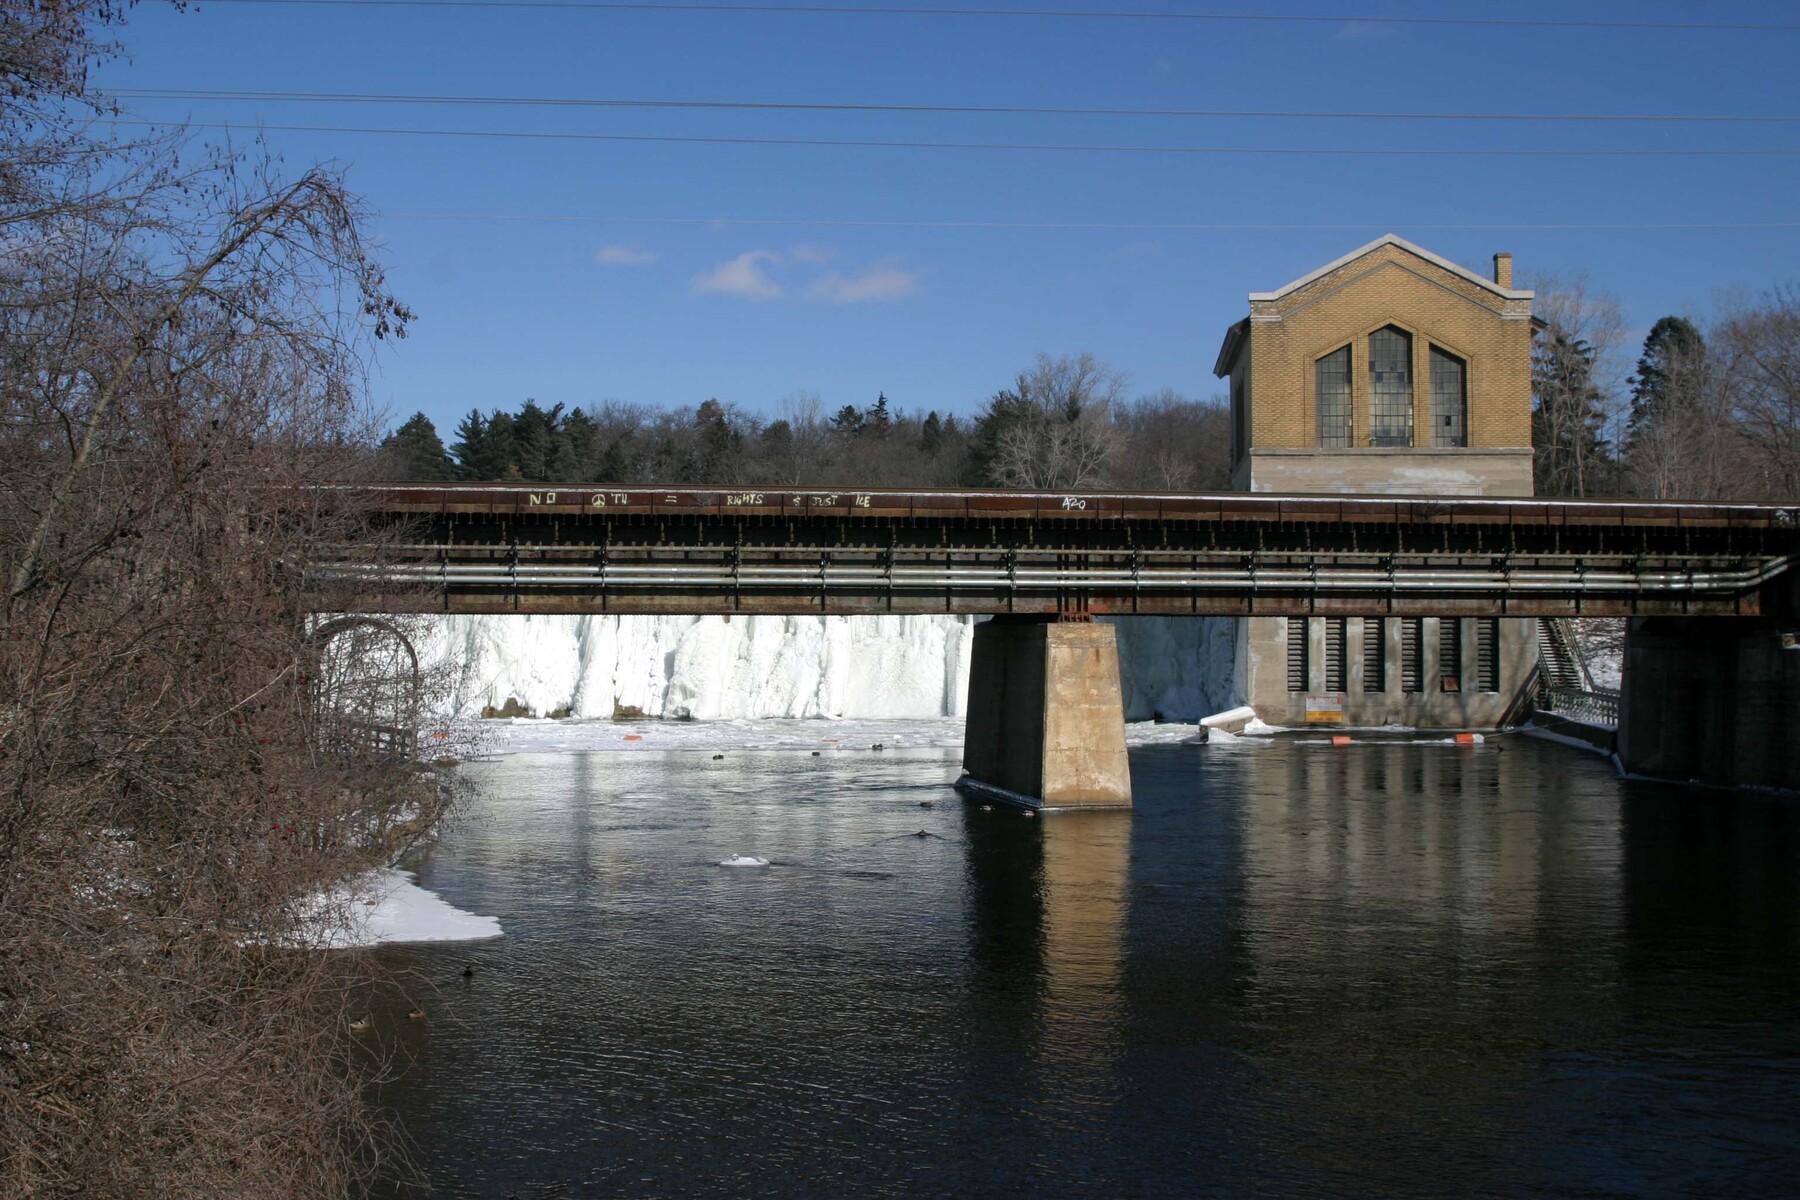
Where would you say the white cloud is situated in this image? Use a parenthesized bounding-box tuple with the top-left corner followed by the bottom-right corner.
(596, 243, 658, 267)
(693, 250, 783, 300)
(808, 264, 921, 304)
(789, 242, 833, 265)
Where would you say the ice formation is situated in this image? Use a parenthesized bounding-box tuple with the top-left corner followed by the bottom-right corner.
(413, 614, 1241, 723)
(297, 867, 502, 948)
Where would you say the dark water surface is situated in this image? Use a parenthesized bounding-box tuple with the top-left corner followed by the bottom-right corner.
(375, 737, 1800, 1198)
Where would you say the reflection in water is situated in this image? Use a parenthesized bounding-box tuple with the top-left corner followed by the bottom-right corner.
(376, 739, 1800, 1197)
(963, 807, 1131, 1145)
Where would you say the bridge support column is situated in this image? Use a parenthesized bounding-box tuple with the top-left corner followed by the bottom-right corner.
(1620, 617, 1800, 793)
(959, 617, 1132, 810)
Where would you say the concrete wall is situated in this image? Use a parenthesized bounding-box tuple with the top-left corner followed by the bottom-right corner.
(962, 617, 1131, 809)
(1242, 615, 1538, 729)
(1619, 618, 1800, 793)
(1242, 448, 1534, 496)
(962, 618, 1048, 801)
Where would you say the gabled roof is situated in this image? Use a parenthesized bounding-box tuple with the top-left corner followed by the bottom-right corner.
(1247, 233, 1534, 304)
(1213, 317, 1250, 378)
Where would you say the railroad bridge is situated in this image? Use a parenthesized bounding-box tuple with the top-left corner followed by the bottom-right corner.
(310, 484, 1800, 805)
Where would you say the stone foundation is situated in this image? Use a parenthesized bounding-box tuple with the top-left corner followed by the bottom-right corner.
(960, 617, 1132, 810)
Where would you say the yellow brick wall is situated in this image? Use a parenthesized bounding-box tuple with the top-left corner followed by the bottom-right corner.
(1245, 243, 1533, 451)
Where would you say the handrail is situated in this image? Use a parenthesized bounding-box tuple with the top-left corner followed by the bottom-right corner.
(1537, 685, 1620, 727)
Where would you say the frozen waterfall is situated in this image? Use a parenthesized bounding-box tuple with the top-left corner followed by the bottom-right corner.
(414, 614, 1239, 723)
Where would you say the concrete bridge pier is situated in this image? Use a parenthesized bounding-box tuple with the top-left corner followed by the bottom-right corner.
(1619, 617, 1800, 793)
(958, 616, 1132, 810)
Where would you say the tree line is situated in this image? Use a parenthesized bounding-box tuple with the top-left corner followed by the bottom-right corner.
(384, 293, 1800, 505)
(377, 352, 1234, 492)
(1532, 276, 1800, 501)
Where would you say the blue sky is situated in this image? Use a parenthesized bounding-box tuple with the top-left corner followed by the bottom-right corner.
(94, 0, 1800, 435)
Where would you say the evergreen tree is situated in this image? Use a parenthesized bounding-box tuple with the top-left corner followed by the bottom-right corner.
(1625, 316, 1714, 498)
(559, 408, 600, 480)
(970, 382, 1040, 484)
(484, 410, 521, 479)
(831, 404, 863, 435)
(864, 392, 892, 437)
(695, 398, 743, 482)
(377, 412, 456, 480)
(920, 410, 943, 452)
(449, 409, 489, 479)
(1627, 316, 1720, 500)
(452, 409, 520, 480)
(1627, 316, 1706, 443)
(512, 399, 563, 481)
(1532, 328, 1612, 497)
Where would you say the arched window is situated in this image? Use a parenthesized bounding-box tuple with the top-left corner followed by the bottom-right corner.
(1430, 346, 1468, 447)
(1368, 326, 1413, 446)
(1316, 345, 1352, 447)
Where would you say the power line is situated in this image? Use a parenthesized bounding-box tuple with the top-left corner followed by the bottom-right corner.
(379, 213, 1800, 230)
(190, 0, 1800, 34)
(108, 119, 1800, 158)
(111, 88, 1800, 124)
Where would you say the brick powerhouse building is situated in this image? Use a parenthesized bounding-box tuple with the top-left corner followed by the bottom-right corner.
(1214, 234, 1541, 727)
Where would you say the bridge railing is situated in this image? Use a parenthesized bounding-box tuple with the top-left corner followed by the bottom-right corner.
(1536, 685, 1621, 728)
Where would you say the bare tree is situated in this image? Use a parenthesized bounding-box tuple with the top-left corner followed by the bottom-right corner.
(0, 5, 445, 1196)
(1713, 285, 1800, 499)
(974, 352, 1126, 489)
(1112, 388, 1231, 491)
(745, 390, 845, 485)
(1526, 272, 1627, 496)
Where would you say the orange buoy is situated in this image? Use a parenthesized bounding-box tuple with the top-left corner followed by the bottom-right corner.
(1454, 732, 1478, 745)
(1331, 735, 1353, 747)
(623, 734, 643, 742)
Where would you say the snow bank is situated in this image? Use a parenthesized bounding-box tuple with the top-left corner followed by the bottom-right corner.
(416, 614, 1242, 723)
(477, 715, 1205, 757)
(298, 867, 502, 948)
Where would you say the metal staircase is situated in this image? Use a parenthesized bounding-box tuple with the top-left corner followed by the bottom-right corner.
(1536, 618, 1590, 691)
(1534, 618, 1618, 726)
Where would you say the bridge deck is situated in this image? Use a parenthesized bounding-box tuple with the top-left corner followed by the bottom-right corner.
(308, 484, 1800, 618)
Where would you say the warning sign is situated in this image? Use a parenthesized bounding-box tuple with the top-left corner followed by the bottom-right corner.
(1303, 694, 1345, 724)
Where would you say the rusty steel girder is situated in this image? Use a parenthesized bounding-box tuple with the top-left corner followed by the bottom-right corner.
(300, 484, 1800, 619)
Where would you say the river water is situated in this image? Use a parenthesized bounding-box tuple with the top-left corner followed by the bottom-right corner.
(374, 735, 1800, 1198)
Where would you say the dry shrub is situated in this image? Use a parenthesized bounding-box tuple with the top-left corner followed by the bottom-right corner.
(1, 3, 436, 1194)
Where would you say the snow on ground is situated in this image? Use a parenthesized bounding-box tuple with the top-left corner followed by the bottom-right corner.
(1571, 617, 1626, 690)
(476, 715, 1209, 756)
(298, 867, 502, 948)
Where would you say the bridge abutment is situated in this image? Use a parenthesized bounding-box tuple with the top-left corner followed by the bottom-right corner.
(959, 617, 1132, 810)
(1620, 617, 1800, 793)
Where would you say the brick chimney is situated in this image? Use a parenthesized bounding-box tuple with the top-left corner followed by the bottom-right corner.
(1493, 252, 1514, 289)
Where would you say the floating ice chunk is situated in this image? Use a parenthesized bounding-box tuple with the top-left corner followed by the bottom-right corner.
(718, 855, 771, 868)
(1200, 705, 1258, 733)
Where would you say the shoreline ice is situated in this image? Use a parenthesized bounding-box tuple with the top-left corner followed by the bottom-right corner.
(296, 867, 502, 948)
(472, 715, 1213, 756)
